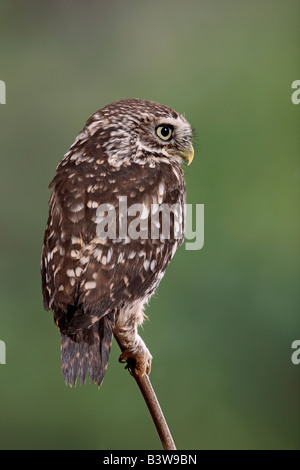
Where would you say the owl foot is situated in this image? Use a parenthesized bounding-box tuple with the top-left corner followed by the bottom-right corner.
(119, 347, 152, 377)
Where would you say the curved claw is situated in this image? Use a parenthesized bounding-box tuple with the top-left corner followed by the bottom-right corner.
(119, 354, 136, 375)
(125, 358, 137, 376)
(118, 348, 152, 377)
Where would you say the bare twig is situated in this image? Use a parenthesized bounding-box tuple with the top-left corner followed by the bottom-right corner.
(114, 334, 176, 450)
(133, 373, 177, 450)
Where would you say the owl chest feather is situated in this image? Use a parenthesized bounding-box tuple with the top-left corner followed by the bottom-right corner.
(42, 146, 186, 333)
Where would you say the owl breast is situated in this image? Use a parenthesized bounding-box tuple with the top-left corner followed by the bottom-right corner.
(42, 144, 186, 335)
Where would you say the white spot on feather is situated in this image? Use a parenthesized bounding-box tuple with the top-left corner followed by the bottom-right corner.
(70, 202, 84, 212)
(158, 182, 165, 196)
(75, 267, 83, 277)
(85, 281, 96, 290)
(150, 260, 157, 271)
(71, 236, 82, 245)
(94, 248, 102, 262)
(143, 259, 150, 271)
(106, 248, 113, 263)
(87, 200, 99, 209)
(158, 194, 163, 204)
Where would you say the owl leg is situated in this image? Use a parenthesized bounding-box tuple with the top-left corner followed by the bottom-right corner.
(114, 304, 152, 377)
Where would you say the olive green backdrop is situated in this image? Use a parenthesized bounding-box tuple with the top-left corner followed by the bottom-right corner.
(0, 0, 299, 449)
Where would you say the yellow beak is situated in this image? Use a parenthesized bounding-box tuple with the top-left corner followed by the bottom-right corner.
(180, 142, 194, 166)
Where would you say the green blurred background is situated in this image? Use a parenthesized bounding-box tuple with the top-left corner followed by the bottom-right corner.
(0, 0, 299, 450)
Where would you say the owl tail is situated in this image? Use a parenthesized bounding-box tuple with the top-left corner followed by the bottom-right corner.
(61, 313, 115, 387)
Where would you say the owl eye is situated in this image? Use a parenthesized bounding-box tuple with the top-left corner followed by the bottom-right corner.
(156, 125, 173, 141)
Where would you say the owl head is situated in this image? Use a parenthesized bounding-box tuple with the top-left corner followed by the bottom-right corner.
(73, 98, 194, 168)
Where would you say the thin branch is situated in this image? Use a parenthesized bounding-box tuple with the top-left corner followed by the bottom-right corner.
(114, 334, 176, 451)
(133, 373, 177, 450)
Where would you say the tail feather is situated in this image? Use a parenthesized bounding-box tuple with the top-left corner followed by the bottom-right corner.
(61, 313, 114, 387)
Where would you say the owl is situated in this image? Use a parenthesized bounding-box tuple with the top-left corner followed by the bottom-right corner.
(41, 99, 194, 387)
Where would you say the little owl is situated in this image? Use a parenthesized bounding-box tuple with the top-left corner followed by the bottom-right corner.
(41, 99, 194, 387)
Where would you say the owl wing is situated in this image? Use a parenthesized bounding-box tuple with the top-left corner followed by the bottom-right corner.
(41, 157, 184, 335)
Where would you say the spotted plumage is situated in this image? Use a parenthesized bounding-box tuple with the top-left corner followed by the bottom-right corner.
(41, 98, 194, 387)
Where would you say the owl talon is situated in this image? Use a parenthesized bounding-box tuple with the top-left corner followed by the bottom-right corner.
(125, 358, 137, 375)
(118, 355, 136, 375)
(118, 349, 152, 377)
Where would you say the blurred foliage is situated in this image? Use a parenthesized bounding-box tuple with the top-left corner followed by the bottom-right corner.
(0, 0, 299, 449)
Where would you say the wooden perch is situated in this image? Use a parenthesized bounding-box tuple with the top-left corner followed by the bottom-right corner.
(114, 333, 176, 450)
